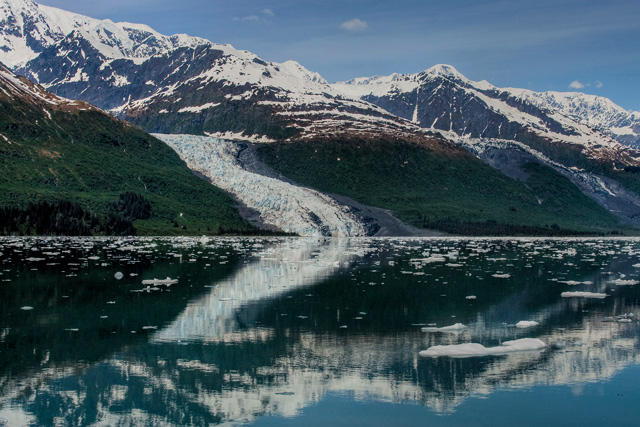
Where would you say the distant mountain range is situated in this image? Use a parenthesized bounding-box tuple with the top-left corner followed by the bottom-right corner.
(2, 0, 640, 235)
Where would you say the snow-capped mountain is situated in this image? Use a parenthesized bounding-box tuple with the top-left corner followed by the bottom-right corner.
(333, 64, 640, 157)
(0, 0, 205, 67)
(4, 0, 640, 233)
(2, 0, 425, 143)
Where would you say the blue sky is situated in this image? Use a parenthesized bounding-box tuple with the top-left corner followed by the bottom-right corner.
(40, 0, 640, 111)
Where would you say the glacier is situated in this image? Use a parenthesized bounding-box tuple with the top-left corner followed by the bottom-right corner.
(155, 134, 368, 237)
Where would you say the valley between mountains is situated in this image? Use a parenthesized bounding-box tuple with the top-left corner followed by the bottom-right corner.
(2, 0, 640, 236)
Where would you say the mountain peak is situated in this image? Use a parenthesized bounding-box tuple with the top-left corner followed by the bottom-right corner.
(423, 64, 465, 80)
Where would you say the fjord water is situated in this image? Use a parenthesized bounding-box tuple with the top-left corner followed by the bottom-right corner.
(1, 237, 640, 426)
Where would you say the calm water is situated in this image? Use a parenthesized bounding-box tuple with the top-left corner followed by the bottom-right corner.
(1, 237, 639, 426)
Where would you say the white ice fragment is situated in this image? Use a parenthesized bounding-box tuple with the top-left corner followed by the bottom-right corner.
(561, 291, 607, 298)
(560, 280, 593, 286)
(114, 272, 124, 280)
(516, 320, 539, 328)
(25, 257, 45, 262)
(419, 338, 546, 358)
(465, 295, 477, 300)
(610, 279, 639, 286)
(492, 273, 511, 278)
(20, 306, 34, 311)
(421, 323, 467, 333)
(142, 326, 158, 330)
(141, 277, 178, 286)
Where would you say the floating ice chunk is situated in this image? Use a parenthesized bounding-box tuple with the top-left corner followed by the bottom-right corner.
(411, 256, 446, 263)
(465, 295, 477, 300)
(219, 297, 232, 301)
(25, 257, 46, 262)
(20, 306, 34, 311)
(633, 263, 640, 268)
(142, 326, 158, 330)
(617, 318, 632, 323)
(492, 273, 511, 278)
(65, 328, 79, 332)
(114, 272, 124, 280)
(445, 263, 463, 267)
(141, 277, 178, 286)
(561, 291, 607, 298)
(421, 323, 467, 333)
(516, 320, 539, 328)
(419, 338, 546, 358)
(561, 280, 593, 286)
(610, 279, 639, 286)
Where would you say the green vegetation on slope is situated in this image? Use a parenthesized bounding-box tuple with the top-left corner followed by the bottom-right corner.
(0, 95, 255, 236)
(260, 138, 623, 235)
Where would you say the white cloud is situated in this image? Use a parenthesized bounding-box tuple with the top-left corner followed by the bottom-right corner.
(237, 9, 274, 23)
(569, 80, 585, 89)
(595, 80, 604, 89)
(340, 18, 368, 32)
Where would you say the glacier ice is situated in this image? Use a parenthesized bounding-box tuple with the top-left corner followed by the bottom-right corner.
(156, 134, 367, 237)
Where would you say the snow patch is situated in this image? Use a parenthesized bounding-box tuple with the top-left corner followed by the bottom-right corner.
(177, 102, 221, 113)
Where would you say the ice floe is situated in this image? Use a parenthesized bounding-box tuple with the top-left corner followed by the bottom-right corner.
(419, 338, 547, 358)
(141, 277, 178, 286)
(561, 291, 607, 299)
(516, 321, 539, 328)
(421, 323, 467, 333)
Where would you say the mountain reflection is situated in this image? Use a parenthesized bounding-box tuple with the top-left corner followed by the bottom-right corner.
(1, 238, 639, 426)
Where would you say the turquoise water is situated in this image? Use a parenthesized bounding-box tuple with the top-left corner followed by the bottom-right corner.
(1, 237, 639, 426)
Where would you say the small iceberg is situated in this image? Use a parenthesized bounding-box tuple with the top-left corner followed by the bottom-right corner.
(20, 306, 34, 311)
(419, 338, 546, 358)
(421, 323, 467, 333)
(610, 279, 639, 286)
(561, 291, 607, 299)
(142, 277, 178, 286)
(516, 320, 539, 328)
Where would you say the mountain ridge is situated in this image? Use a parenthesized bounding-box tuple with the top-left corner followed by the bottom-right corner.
(2, 0, 640, 235)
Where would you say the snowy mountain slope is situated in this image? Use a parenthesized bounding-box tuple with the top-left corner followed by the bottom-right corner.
(0, 0, 205, 67)
(0, 60, 90, 110)
(2, 1, 424, 142)
(333, 65, 640, 162)
(502, 89, 640, 148)
(156, 134, 369, 237)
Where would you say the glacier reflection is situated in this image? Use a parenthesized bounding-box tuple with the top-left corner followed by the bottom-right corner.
(0, 238, 639, 426)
